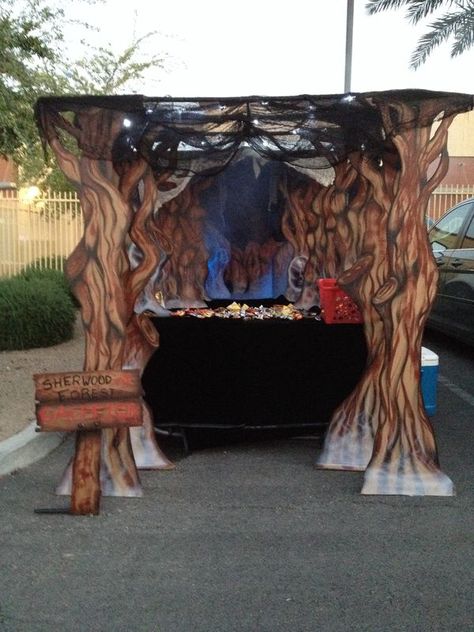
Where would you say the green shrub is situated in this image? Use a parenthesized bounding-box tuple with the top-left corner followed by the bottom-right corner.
(0, 276, 76, 350)
(20, 260, 79, 307)
(20, 265, 72, 299)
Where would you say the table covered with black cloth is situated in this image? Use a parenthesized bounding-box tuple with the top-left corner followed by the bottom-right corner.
(142, 303, 367, 444)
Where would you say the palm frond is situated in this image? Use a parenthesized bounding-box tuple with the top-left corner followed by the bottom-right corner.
(410, 27, 450, 67)
(367, 0, 474, 68)
(365, 0, 412, 15)
(409, 8, 474, 67)
(406, 0, 458, 24)
(451, 9, 474, 55)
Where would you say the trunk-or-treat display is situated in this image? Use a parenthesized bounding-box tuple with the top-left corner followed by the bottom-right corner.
(35, 90, 473, 514)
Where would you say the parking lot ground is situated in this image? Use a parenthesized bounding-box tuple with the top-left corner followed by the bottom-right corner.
(0, 334, 473, 632)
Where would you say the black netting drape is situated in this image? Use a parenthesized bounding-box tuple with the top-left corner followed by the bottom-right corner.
(35, 90, 474, 178)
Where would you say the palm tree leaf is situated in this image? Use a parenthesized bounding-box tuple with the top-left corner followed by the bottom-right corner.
(410, 8, 474, 67)
(451, 16, 474, 55)
(365, 0, 412, 15)
(406, 0, 458, 24)
(367, 0, 474, 67)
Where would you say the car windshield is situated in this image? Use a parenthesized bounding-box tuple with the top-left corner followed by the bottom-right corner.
(429, 203, 473, 250)
(461, 215, 474, 249)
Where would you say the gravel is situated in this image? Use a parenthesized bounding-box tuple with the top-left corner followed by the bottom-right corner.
(0, 316, 84, 441)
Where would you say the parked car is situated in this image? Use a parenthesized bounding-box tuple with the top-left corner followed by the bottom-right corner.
(427, 198, 474, 346)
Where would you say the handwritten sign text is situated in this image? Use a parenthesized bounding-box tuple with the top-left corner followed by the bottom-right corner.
(34, 370, 143, 432)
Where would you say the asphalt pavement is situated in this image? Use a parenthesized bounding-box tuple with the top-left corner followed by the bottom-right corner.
(0, 330, 473, 632)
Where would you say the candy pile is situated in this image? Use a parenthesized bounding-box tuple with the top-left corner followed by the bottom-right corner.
(170, 302, 321, 321)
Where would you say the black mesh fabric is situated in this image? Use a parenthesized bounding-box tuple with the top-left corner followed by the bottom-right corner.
(35, 89, 474, 177)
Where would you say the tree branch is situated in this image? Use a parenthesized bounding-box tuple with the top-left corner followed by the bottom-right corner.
(49, 137, 80, 185)
(426, 147, 450, 195)
(423, 113, 454, 166)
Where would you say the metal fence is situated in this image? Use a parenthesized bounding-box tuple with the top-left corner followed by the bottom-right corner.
(427, 184, 474, 222)
(1, 185, 473, 278)
(0, 190, 83, 278)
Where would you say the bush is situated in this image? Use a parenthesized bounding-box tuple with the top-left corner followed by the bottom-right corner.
(20, 259, 78, 307)
(0, 276, 76, 350)
(20, 265, 72, 300)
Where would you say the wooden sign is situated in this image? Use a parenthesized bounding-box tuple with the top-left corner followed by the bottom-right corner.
(34, 370, 143, 432)
(36, 400, 142, 432)
(33, 370, 143, 403)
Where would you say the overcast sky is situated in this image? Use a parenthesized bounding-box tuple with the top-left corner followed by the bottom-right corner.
(66, 0, 474, 97)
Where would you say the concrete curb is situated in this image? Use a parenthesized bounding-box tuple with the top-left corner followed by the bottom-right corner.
(0, 423, 67, 477)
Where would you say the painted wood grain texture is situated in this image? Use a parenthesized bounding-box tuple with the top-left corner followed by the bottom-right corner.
(154, 179, 211, 307)
(124, 314, 175, 470)
(307, 97, 456, 495)
(42, 107, 144, 513)
(121, 168, 176, 470)
(72, 430, 101, 515)
(36, 399, 143, 432)
(34, 370, 142, 403)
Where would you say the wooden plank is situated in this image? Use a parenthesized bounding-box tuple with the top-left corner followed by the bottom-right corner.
(36, 399, 143, 432)
(33, 369, 142, 403)
(72, 430, 102, 516)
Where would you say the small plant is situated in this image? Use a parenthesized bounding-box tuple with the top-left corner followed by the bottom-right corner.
(0, 276, 76, 350)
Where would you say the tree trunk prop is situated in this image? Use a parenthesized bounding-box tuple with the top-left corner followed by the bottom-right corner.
(317, 101, 456, 495)
(39, 108, 146, 511)
(121, 166, 175, 469)
(283, 162, 385, 469)
(154, 179, 211, 308)
(55, 167, 176, 496)
(316, 162, 391, 470)
(359, 104, 455, 495)
(69, 155, 142, 507)
(281, 177, 319, 306)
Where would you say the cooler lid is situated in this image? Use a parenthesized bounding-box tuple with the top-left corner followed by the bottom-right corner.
(421, 346, 439, 366)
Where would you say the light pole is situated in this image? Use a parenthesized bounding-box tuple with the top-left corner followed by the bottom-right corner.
(345, 0, 354, 93)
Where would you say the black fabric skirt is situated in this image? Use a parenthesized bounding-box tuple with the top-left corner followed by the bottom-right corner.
(142, 301, 367, 444)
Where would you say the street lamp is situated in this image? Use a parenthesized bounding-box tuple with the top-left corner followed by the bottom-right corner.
(345, 0, 354, 93)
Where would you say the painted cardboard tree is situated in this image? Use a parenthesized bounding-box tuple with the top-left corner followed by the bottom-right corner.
(284, 96, 458, 494)
(37, 105, 176, 514)
(36, 91, 472, 514)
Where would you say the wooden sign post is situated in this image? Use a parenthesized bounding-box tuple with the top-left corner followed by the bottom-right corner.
(34, 370, 144, 514)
